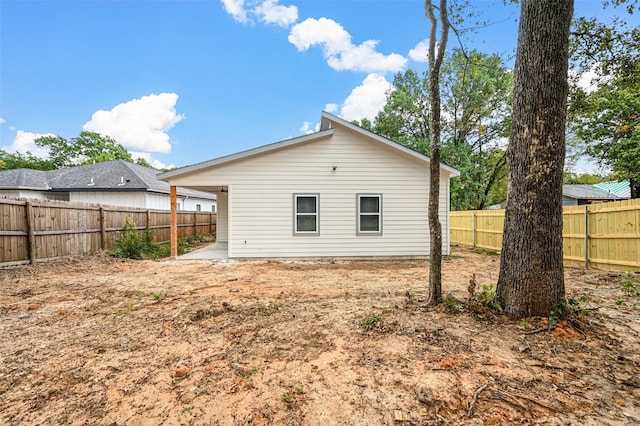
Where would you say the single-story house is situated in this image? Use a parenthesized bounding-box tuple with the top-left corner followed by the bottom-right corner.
(159, 111, 460, 258)
(562, 184, 622, 206)
(0, 160, 216, 211)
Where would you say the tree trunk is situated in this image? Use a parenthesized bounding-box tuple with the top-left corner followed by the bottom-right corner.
(496, 0, 573, 318)
(425, 0, 449, 306)
(630, 178, 639, 199)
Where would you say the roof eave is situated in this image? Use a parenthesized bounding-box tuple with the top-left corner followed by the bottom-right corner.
(0, 186, 50, 191)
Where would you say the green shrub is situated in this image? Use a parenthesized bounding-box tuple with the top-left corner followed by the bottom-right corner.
(111, 218, 161, 259)
(111, 219, 213, 260)
(473, 284, 502, 312)
(444, 294, 464, 312)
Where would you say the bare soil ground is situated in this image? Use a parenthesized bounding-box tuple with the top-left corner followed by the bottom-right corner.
(1, 247, 639, 426)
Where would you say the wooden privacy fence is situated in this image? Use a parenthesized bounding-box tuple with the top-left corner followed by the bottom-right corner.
(450, 198, 640, 272)
(0, 198, 216, 266)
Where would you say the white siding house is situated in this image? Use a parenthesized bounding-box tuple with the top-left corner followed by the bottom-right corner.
(0, 160, 216, 211)
(159, 111, 459, 258)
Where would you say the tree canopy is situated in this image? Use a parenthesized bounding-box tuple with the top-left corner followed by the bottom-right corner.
(568, 1, 639, 197)
(0, 150, 56, 171)
(0, 132, 152, 171)
(570, 63, 639, 192)
(374, 48, 513, 210)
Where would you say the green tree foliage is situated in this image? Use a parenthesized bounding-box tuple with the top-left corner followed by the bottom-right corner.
(569, 63, 640, 197)
(0, 150, 55, 170)
(570, 5, 639, 78)
(2, 132, 153, 171)
(563, 171, 605, 184)
(34, 131, 135, 168)
(374, 49, 512, 210)
(569, 1, 639, 197)
(133, 157, 152, 168)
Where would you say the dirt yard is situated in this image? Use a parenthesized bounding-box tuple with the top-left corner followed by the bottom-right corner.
(1, 247, 639, 426)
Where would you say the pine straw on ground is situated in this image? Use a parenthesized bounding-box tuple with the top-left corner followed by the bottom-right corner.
(1, 247, 639, 425)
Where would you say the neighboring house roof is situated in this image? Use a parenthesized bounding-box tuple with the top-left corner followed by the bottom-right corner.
(159, 111, 461, 180)
(0, 160, 215, 200)
(593, 181, 631, 199)
(563, 184, 622, 201)
(0, 168, 51, 190)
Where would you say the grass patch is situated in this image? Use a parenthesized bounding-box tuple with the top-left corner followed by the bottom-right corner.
(621, 272, 640, 297)
(361, 309, 393, 331)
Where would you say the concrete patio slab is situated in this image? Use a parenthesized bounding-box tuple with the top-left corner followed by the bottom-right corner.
(178, 242, 228, 259)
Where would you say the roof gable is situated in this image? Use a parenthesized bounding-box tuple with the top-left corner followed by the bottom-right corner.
(159, 111, 460, 181)
(319, 111, 460, 176)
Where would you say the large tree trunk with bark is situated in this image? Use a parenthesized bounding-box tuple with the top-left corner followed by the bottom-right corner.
(496, 0, 573, 318)
(425, 0, 449, 305)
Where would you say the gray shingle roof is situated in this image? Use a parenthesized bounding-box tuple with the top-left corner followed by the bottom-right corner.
(563, 184, 622, 200)
(0, 160, 215, 200)
(0, 168, 51, 190)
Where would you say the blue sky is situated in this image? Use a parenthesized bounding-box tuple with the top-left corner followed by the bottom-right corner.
(0, 0, 632, 170)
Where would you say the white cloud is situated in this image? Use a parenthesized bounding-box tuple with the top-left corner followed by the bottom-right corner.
(220, 0, 249, 23)
(254, 0, 297, 27)
(83, 93, 184, 154)
(0, 118, 6, 124)
(220, 0, 297, 28)
(289, 18, 407, 73)
(339, 73, 393, 122)
(324, 103, 339, 114)
(2, 130, 53, 158)
(572, 63, 608, 94)
(299, 121, 315, 134)
(409, 39, 430, 62)
(129, 152, 175, 171)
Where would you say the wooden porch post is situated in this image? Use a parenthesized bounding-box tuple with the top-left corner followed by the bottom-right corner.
(170, 185, 178, 258)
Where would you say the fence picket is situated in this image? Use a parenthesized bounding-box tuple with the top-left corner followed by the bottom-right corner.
(450, 198, 640, 272)
(0, 197, 216, 265)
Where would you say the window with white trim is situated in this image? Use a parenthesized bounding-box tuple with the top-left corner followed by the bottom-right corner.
(294, 194, 319, 235)
(357, 194, 382, 235)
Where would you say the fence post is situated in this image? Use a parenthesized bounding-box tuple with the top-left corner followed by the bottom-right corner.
(170, 186, 178, 258)
(472, 211, 477, 249)
(100, 207, 107, 250)
(194, 211, 198, 235)
(26, 202, 36, 265)
(584, 205, 589, 269)
(146, 209, 151, 232)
